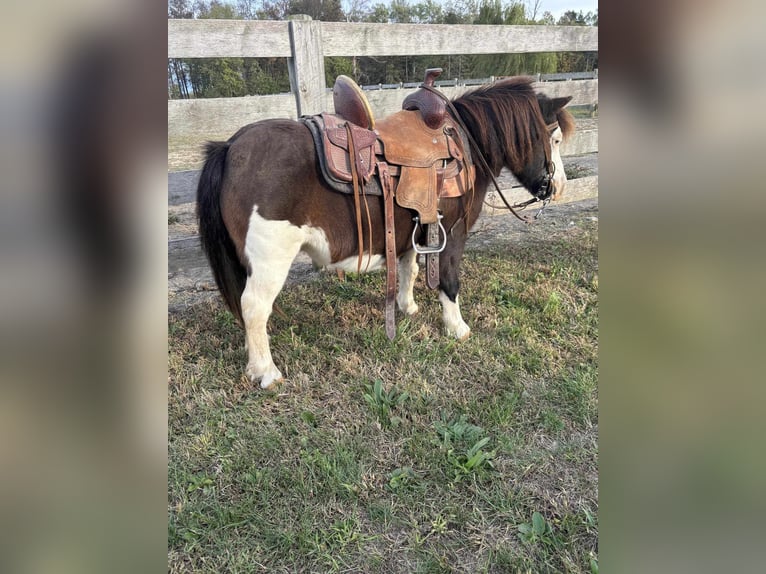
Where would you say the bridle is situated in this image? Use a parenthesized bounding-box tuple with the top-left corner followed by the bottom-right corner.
(421, 84, 558, 224)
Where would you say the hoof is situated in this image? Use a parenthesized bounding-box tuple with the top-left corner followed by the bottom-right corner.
(400, 302, 419, 316)
(246, 363, 283, 389)
(260, 369, 284, 389)
(448, 323, 471, 341)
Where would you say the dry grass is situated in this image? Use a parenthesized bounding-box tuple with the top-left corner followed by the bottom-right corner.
(168, 213, 598, 573)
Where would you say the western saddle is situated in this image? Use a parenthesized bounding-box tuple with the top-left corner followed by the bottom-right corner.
(301, 68, 474, 340)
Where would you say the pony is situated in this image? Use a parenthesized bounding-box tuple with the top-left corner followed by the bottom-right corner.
(197, 77, 575, 388)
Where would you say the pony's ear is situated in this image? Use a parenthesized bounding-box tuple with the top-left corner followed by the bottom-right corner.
(551, 96, 573, 110)
(537, 95, 573, 116)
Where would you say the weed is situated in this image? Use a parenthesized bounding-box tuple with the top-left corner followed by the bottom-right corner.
(387, 466, 417, 491)
(434, 413, 485, 447)
(517, 511, 555, 547)
(363, 379, 409, 428)
(446, 436, 496, 481)
(433, 414, 496, 481)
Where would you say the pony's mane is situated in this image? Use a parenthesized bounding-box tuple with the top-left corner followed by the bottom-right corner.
(451, 77, 572, 175)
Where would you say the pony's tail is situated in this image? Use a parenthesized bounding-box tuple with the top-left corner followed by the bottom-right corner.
(197, 141, 246, 324)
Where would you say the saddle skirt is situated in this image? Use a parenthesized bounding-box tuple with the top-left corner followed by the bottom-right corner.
(302, 109, 473, 224)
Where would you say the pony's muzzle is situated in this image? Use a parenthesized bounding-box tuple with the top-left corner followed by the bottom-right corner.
(550, 175, 567, 201)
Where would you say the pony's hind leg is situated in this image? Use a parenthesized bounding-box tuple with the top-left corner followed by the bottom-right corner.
(397, 249, 420, 315)
(241, 211, 303, 388)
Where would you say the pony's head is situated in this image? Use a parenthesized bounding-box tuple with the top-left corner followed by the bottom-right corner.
(452, 78, 575, 200)
(535, 92, 575, 200)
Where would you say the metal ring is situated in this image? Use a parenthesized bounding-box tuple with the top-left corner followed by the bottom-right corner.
(411, 215, 448, 255)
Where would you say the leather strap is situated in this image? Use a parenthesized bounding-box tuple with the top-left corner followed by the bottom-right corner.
(426, 224, 440, 290)
(346, 123, 365, 273)
(378, 161, 397, 340)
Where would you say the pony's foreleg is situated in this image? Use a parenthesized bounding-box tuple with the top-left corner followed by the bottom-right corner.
(242, 213, 303, 388)
(396, 249, 420, 315)
(438, 242, 470, 341)
(439, 291, 470, 340)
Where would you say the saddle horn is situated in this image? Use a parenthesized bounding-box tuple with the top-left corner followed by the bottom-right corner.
(422, 68, 442, 87)
(402, 68, 447, 130)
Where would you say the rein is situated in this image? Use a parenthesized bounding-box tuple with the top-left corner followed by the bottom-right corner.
(420, 84, 557, 224)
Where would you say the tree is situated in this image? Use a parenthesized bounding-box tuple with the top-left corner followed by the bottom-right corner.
(168, 1, 193, 98)
(366, 3, 391, 22)
(412, 1, 444, 23)
(556, 9, 598, 72)
(469, 1, 556, 78)
(257, 0, 292, 19)
(186, 2, 247, 98)
(556, 9, 597, 26)
(538, 10, 554, 25)
(235, 0, 260, 19)
(389, 0, 415, 23)
(286, 0, 346, 21)
(344, 0, 372, 22)
(168, 0, 193, 18)
(526, 0, 542, 21)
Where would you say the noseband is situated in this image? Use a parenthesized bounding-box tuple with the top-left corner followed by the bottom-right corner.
(420, 84, 559, 223)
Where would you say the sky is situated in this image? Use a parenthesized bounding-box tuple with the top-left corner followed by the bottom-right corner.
(537, 0, 598, 20)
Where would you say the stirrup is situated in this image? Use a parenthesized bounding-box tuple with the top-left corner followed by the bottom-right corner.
(411, 214, 447, 255)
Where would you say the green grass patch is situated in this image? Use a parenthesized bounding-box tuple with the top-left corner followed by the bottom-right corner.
(169, 215, 598, 572)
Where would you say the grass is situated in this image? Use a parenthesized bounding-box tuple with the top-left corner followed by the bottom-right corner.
(168, 216, 598, 573)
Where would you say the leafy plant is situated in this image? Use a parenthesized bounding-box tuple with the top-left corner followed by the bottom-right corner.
(186, 475, 215, 495)
(517, 511, 554, 546)
(363, 379, 409, 428)
(446, 436, 496, 481)
(387, 466, 416, 491)
(434, 413, 485, 447)
(434, 414, 495, 481)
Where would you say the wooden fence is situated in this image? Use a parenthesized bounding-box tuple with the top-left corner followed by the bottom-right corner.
(167, 17, 598, 286)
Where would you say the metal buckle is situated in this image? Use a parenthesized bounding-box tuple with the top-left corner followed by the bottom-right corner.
(534, 197, 552, 219)
(411, 214, 447, 254)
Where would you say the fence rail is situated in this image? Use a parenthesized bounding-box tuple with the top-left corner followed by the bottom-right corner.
(168, 20, 597, 59)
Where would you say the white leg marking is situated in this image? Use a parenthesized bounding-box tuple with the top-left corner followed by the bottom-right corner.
(397, 249, 419, 315)
(439, 291, 470, 340)
(242, 208, 303, 388)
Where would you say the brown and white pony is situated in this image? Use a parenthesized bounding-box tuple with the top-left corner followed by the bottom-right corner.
(197, 77, 574, 388)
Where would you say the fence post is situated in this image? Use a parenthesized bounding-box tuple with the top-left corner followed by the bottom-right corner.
(287, 14, 326, 117)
